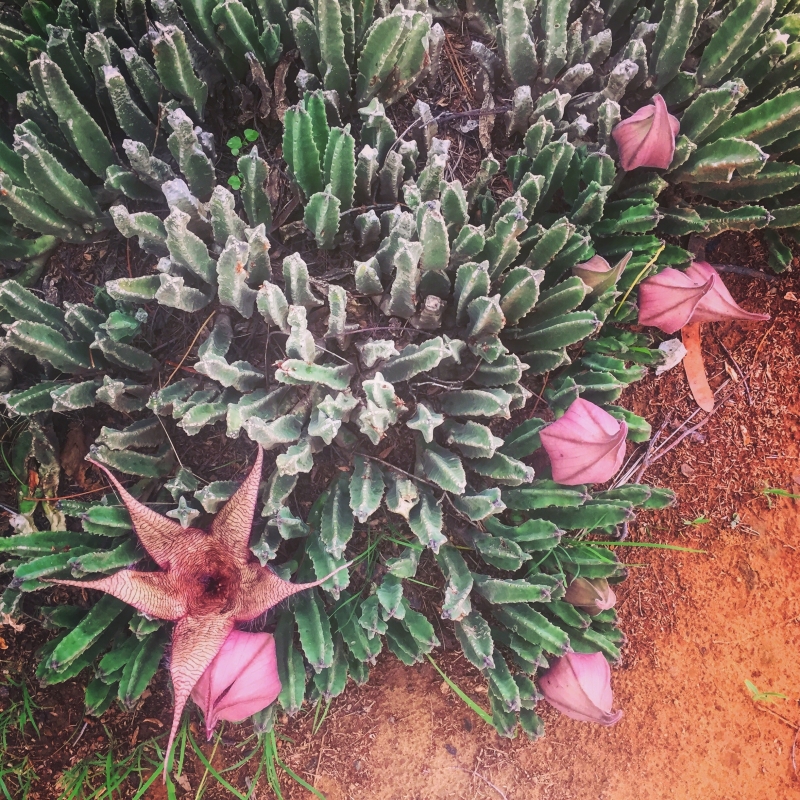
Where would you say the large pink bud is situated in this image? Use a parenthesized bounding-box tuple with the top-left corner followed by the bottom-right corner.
(638, 261, 770, 334)
(539, 398, 627, 486)
(539, 651, 622, 726)
(612, 95, 680, 171)
(191, 630, 281, 739)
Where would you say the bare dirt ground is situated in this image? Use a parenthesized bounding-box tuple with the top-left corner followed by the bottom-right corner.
(1, 235, 798, 800)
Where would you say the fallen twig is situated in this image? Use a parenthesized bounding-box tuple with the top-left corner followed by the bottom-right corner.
(710, 263, 778, 282)
(617, 379, 734, 485)
(163, 310, 216, 387)
(753, 703, 799, 732)
(389, 106, 511, 153)
(713, 329, 752, 406)
(449, 767, 509, 800)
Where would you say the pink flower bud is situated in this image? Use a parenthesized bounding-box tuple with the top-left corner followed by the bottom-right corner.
(563, 577, 616, 615)
(191, 630, 281, 739)
(539, 398, 627, 486)
(539, 651, 622, 726)
(572, 252, 631, 297)
(612, 95, 680, 171)
(638, 261, 770, 334)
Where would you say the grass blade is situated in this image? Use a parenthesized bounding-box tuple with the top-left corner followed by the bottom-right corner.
(425, 654, 493, 726)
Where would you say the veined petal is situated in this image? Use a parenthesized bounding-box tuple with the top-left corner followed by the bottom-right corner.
(233, 560, 351, 621)
(50, 570, 188, 620)
(209, 448, 264, 560)
(612, 95, 678, 171)
(637, 267, 714, 334)
(88, 459, 195, 569)
(165, 614, 235, 776)
(539, 398, 627, 485)
(687, 262, 771, 325)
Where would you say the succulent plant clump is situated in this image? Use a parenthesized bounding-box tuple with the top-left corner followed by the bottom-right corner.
(4, 0, 791, 746)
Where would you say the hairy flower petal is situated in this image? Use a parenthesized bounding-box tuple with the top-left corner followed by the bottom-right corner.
(612, 95, 679, 171)
(209, 448, 264, 561)
(167, 614, 235, 762)
(88, 458, 192, 569)
(233, 561, 350, 622)
(540, 651, 622, 725)
(51, 571, 188, 620)
(539, 399, 627, 485)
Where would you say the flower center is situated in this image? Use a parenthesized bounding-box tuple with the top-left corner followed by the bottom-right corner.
(188, 550, 240, 613)
(199, 572, 227, 597)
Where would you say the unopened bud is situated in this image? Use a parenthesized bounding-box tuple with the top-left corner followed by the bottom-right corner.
(563, 577, 616, 616)
(539, 651, 622, 726)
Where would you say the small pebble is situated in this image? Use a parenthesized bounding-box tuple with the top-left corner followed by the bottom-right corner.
(445, 744, 457, 756)
(354, 759, 363, 772)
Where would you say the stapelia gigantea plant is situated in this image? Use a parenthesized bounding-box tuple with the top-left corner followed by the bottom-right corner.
(178, 0, 443, 108)
(0, 0, 442, 271)
(475, 0, 800, 273)
(0, 96, 675, 737)
(0, 0, 214, 270)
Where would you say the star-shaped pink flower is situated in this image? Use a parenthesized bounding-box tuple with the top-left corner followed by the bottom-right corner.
(50, 448, 344, 775)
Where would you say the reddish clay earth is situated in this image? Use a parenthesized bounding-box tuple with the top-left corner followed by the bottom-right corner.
(1, 235, 799, 800)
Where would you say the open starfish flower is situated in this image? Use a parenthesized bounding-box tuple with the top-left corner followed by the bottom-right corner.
(49, 448, 345, 775)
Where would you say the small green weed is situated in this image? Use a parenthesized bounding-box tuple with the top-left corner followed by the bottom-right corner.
(760, 486, 800, 508)
(0, 674, 41, 799)
(745, 680, 788, 704)
(425, 654, 493, 726)
(0, 674, 40, 749)
(226, 129, 260, 189)
(226, 129, 259, 156)
(682, 515, 711, 527)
